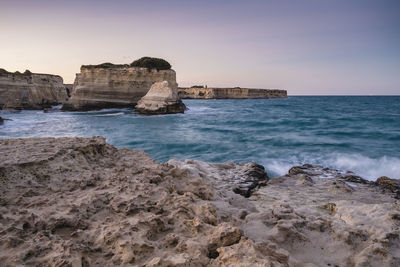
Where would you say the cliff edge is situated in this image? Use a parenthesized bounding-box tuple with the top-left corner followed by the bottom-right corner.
(178, 87, 287, 99)
(0, 70, 69, 110)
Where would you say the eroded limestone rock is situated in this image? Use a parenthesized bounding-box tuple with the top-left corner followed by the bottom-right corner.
(135, 81, 186, 115)
(62, 66, 178, 111)
(0, 138, 399, 266)
(0, 71, 68, 110)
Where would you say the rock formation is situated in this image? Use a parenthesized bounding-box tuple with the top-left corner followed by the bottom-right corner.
(62, 65, 178, 111)
(135, 81, 186, 115)
(0, 70, 69, 110)
(0, 137, 399, 266)
(178, 87, 287, 99)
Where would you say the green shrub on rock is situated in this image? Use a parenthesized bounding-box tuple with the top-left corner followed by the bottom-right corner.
(130, 57, 171, 71)
(0, 68, 9, 75)
(81, 62, 128, 69)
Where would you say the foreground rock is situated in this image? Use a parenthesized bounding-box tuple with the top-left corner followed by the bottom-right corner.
(135, 81, 186, 115)
(62, 64, 177, 111)
(0, 138, 399, 266)
(0, 69, 69, 110)
(178, 87, 287, 99)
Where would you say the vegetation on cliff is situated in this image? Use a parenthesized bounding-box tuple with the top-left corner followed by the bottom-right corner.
(0, 68, 33, 76)
(81, 62, 129, 69)
(81, 57, 171, 71)
(130, 57, 171, 70)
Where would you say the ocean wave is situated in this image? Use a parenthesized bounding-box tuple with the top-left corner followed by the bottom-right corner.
(325, 153, 400, 181)
(263, 153, 400, 181)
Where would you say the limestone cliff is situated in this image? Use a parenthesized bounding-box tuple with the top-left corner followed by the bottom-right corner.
(178, 87, 287, 99)
(62, 66, 178, 111)
(0, 71, 69, 110)
(135, 81, 186, 114)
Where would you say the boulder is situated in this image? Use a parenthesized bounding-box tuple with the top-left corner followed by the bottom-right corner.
(135, 81, 186, 115)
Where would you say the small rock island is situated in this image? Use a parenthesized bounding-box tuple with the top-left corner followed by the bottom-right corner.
(62, 57, 179, 111)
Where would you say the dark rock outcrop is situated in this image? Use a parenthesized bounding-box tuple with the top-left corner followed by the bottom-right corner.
(376, 176, 400, 199)
(232, 163, 269, 197)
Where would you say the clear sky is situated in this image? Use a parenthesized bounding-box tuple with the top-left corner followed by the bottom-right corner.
(1, 0, 399, 95)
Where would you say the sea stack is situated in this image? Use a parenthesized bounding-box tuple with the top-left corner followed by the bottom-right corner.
(0, 69, 69, 110)
(135, 81, 186, 114)
(62, 58, 177, 111)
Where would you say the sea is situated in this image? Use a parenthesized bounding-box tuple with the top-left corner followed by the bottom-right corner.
(1, 96, 399, 181)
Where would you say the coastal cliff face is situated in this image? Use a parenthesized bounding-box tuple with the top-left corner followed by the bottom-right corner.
(62, 66, 178, 111)
(178, 87, 287, 99)
(1, 137, 399, 266)
(0, 72, 68, 110)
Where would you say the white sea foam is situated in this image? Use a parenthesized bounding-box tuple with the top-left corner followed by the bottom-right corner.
(324, 153, 400, 181)
(263, 153, 400, 181)
(94, 112, 125, 117)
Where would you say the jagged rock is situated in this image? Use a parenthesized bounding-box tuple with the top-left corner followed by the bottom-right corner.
(376, 176, 400, 199)
(135, 81, 186, 115)
(62, 65, 177, 111)
(232, 163, 269, 197)
(1, 137, 399, 266)
(0, 71, 68, 110)
(0, 117, 3, 124)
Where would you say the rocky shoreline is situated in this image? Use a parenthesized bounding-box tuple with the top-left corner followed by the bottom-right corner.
(0, 137, 399, 266)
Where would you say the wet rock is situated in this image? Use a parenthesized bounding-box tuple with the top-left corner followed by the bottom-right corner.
(232, 163, 269, 197)
(376, 176, 400, 199)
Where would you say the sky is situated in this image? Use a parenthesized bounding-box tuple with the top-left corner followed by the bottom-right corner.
(0, 0, 399, 95)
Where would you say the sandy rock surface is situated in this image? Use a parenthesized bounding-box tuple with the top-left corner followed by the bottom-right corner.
(136, 81, 186, 115)
(0, 137, 399, 266)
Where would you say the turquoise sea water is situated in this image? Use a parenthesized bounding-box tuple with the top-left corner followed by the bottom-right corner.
(1, 96, 399, 180)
